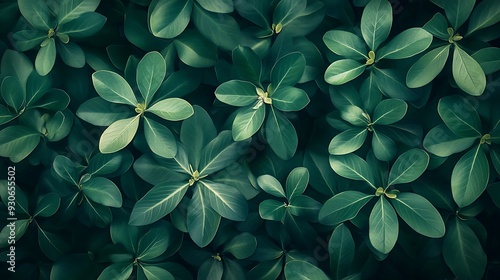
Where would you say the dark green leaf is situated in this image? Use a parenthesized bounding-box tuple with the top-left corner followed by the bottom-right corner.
(372, 99, 407, 125)
(423, 124, 477, 157)
(192, 4, 240, 51)
(329, 154, 376, 188)
(443, 0, 475, 30)
(57, 0, 101, 25)
(77, 97, 133, 126)
(0, 125, 40, 163)
(187, 185, 221, 247)
(259, 199, 287, 221)
(97, 263, 133, 280)
(388, 149, 429, 186)
(143, 117, 177, 158)
(438, 95, 482, 137)
(149, 0, 193, 39)
(83, 177, 123, 208)
(200, 180, 248, 221)
(57, 12, 106, 38)
(265, 106, 298, 160)
(174, 29, 217, 68)
(284, 260, 329, 280)
(378, 28, 433, 60)
(406, 45, 450, 88)
(18, 0, 52, 30)
(360, 0, 392, 51)
(34, 193, 60, 217)
(232, 104, 265, 141)
(286, 167, 309, 199)
(371, 130, 397, 161)
(467, 0, 500, 35)
(319, 191, 374, 225)
(223, 232, 257, 259)
(329, 224, 355, 280)
(270, 52, 306, 92)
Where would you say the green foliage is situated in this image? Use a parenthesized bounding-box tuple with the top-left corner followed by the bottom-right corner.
(0, 0, 499, 279)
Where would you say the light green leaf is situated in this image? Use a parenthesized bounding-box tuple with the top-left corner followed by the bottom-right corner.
(438, 95, 482, 137)
(137, 223, 170, 260)
(215, 80, 258, 107)
(187, 185, 221, 247)
(56, 12, 106, 38)
(451, 145, 489, 208)
(328, 128, 368, 155)
(371, 130, 397, 161)
(323, 30, 367, 60)
(99, 115, 140, 154)
(147, 98, 194, 121)
(137, 51, 166, 106)
(369, 196, 398, 254)
(141, 265, 174, 280)
(406, 45, 450, 88)
(35, 38, 56, 76)
(1, 76, 25, 112)
(149, 0, 193, 39)
(452, 46, 486, 96)
(391, 192, 445, 238)
(388, 148, 429, 186)
(92, 70, 138, 106)
(88, 151, 131, 176)
(34, 193, 60, 218)
(18, 0, 53, 30)
(270, 52, 306, 92)
(329, 154, 376, 188)
(129, 181, 190, 226)
(97, 263, 133, 280)
(286, 167, 309, 200)
(471, 47, 500, 75)
(284, 260, 330, 280)
(198, 259, 223, 280)
(372, 99, 407, 125)
(443, 0, 475, 30)
(143, 117, 177, 158)
(57, 0, 101, 25)
(324, 59, 366, 85)
(52, 155, 79, 185)
(265, 106, 298, 160)
(467, 0, 500, 35)
(288, 195, 321, 221)
(77, 97, 133, 127)
(340, 105, 367, 126)
(360, 0, 392, 51)
(57, 41, 86, 68)
(0, 220, 29, 248)
(257, 174, 286, 198)
(319, 191, 374, 226)
(200, 180, 248, 221)
(423, 124, 477, 157)
(83, 177, 123, 208)
(232, 104, 265, 141)
(197, 0, 233, 13)
(271, 86, 310, 112)
(443, 217, 487, 280)
(259, 199, 287, 221)
(0, 125, 40, 163)
(378, 28, 433, 60)
(329, 224, 355, 280)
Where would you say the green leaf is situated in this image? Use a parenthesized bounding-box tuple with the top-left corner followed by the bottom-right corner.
(372, 99, 407, 125)
(443, 0, 475, 30)
(423, 12, 449, 40)
(18, 0, 53, 30)
(451, 145, 489, 208)
(45, 110, 74, 142)
(423, 124, 477, 157)
(82, 177, 123, 208)
(467, 0, 500, 35)
(215, 80, 258, 107)
(329, 224, 355, 280)
(323, 30, 367, 60)
(369, 196, 398, 254)
(25, 71, 51, 107)
(443, 217, 486, 280)
(197, 0, 233, 13)
(187, 185, 221, 247)
(378, 28, 433, 60)
(329, 154, 376, 188)
(99, 115, 140, 154)
(388, 148, 429, 186)
(319, 191, 374, 226)
(147, 98, 194, 121)
(51, 253, 98, 280)
(180, 105, 217, 168)
(97, 263, 133, 280)
(371, 130, 397, 161)
(360, 0, 392, 51)
(174, 29, 217, 68)
(149, 0, 193, 39)
(223, 232, 257, 259)
(265, 106, 298, 160)
(38, 228, 69, 261)
(259, 199, 287, 221)
(271, 86, 310, 112)
(57, 12, 106, 38)
(471, 47, 500, 75)
(57, 0, 101, 25)
(137, 51, 166, 106)
(391, 192, 445, 238)
(57, 41, 86, 68)
(129, 182, 189, 226)
(270, 52, 306, 92)
(286, 167, 309, 199)
(30, 89, 69, 111)
(0, 220, 29, 247)
(257, 174, 286, 198)
(143, 117, 177, 158)
(1, 50, 33, 89)
(273, 0, 307, 28)
(35, 38, 56, 76)
(339, 105, 367, 126)
(438, 95, 482, 137)
(199, 130, 250, 176)
(288, 195, 321, 222)
(88, 151, 130, 176)
(1, 76, 25, 112)
(0, 125, 40, 163)
(141, 265, 174, 280)
(406, 45, 450, 88)
(324, 59, 366, 85)
(198, 259, 223, 280)
(232, 46, 262, 86)
(92, 70, 138, 106)
(232, 104, 265, 141)
(284, 260, 329, 280)
(373, 67, 418, 101)
(192, 4, 240, 51)
(34, 193, 60, 217)
(200, 180, 248, 221)
(137, 223, 170, 260)
(52, 155, 79, 185)
(328, 128, 368, 155)
(452, 46, 486, 96)
(77, 97, 133, 126)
